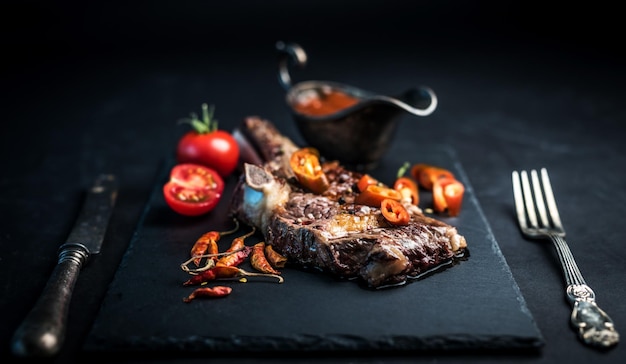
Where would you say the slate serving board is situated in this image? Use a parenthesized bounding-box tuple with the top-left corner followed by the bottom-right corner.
(83, 144, 543, 356)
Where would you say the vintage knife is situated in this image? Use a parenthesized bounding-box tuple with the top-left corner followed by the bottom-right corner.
(11, 174, 118, 358)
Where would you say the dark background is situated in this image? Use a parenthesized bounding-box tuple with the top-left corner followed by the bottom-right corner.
(2, 1, 625, 363)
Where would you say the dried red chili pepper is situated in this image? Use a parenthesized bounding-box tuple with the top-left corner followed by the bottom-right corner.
(264, 244, 287, 268)
(183, 286, 232, 303)
(215, 246, 252, 268)
(215, 227, 255, 267)
(250, 242, 281, 275)
(183, 266, 239, 286)
(182, 265, 283, 286)
(190, 231, 220, 267)
(380, 198, 411, 226)
(190, 219, 239, 266)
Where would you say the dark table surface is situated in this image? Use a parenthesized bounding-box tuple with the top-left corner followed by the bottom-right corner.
(2, 1, 625, 363)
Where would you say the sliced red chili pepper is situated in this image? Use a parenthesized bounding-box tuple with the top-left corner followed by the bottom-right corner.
(411, 163, 455, 190)
(393, 176, 419, 205)
(432, 178, 447, 214)
(355, 184, 402, 207)
(380, 198, 411, 226)
(289, 147, 330, 194)
(357, 174, 379, 192)
(432, 177, 465, 217)
(183, 286, 233, 303)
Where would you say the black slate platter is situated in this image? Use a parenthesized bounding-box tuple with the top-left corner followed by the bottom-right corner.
(83, 144, 543, 356)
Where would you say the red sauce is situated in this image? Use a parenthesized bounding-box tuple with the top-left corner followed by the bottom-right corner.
(293, 88, 360, 116)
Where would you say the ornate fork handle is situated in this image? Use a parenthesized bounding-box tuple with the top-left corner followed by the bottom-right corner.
(514, 169, 619, 348)
(568, 284, 619, 348)
(550, 234, 619, 348)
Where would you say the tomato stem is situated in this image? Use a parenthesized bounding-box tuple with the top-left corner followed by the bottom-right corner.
(178, 103, 219, 134)
(201, 103, 217, 133)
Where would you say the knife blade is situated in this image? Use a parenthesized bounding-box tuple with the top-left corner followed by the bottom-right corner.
(11, 174, 118, 358)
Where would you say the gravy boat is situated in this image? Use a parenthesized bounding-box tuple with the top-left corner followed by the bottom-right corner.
(277, 41, 438, 170)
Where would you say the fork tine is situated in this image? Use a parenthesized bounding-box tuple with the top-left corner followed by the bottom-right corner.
(540, 168, 564, 231)
(512, 171, 528, 229)
(520, 170, 539, 228)
(531, 169, 550, 228)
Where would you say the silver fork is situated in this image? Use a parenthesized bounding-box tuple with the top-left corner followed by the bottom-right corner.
(512, 168, 619, 348)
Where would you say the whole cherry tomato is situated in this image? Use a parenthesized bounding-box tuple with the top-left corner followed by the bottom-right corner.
(163, 163, 224, 216)
(176, 103, 239, 178)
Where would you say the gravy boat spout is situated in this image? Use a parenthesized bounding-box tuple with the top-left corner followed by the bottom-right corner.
(276, 41, 438, 170)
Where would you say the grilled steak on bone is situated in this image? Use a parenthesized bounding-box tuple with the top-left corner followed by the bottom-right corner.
(230, 116, 468, 288)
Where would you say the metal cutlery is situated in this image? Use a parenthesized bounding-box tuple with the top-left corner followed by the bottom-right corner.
(11, 174, 118, 357)
(512, 168, 618, 348)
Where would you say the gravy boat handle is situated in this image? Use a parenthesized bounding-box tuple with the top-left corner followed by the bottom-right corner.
(372, 87, 438, 117)
(276, 41, 307, 90)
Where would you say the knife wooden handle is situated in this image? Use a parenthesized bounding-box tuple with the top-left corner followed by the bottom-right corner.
(11, 245, 88, 357)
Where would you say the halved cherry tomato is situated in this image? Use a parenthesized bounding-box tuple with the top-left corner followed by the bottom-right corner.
(289, 147, 330, 194)
(380, 198, 410, 226)
(163, 163, 224, 216)
(410, 163, 455, 190)
(355, 184, 402, 207)
(432, 177, 465, 217)
(357, 174, 379, 192)
(394, 176, 419, 205)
